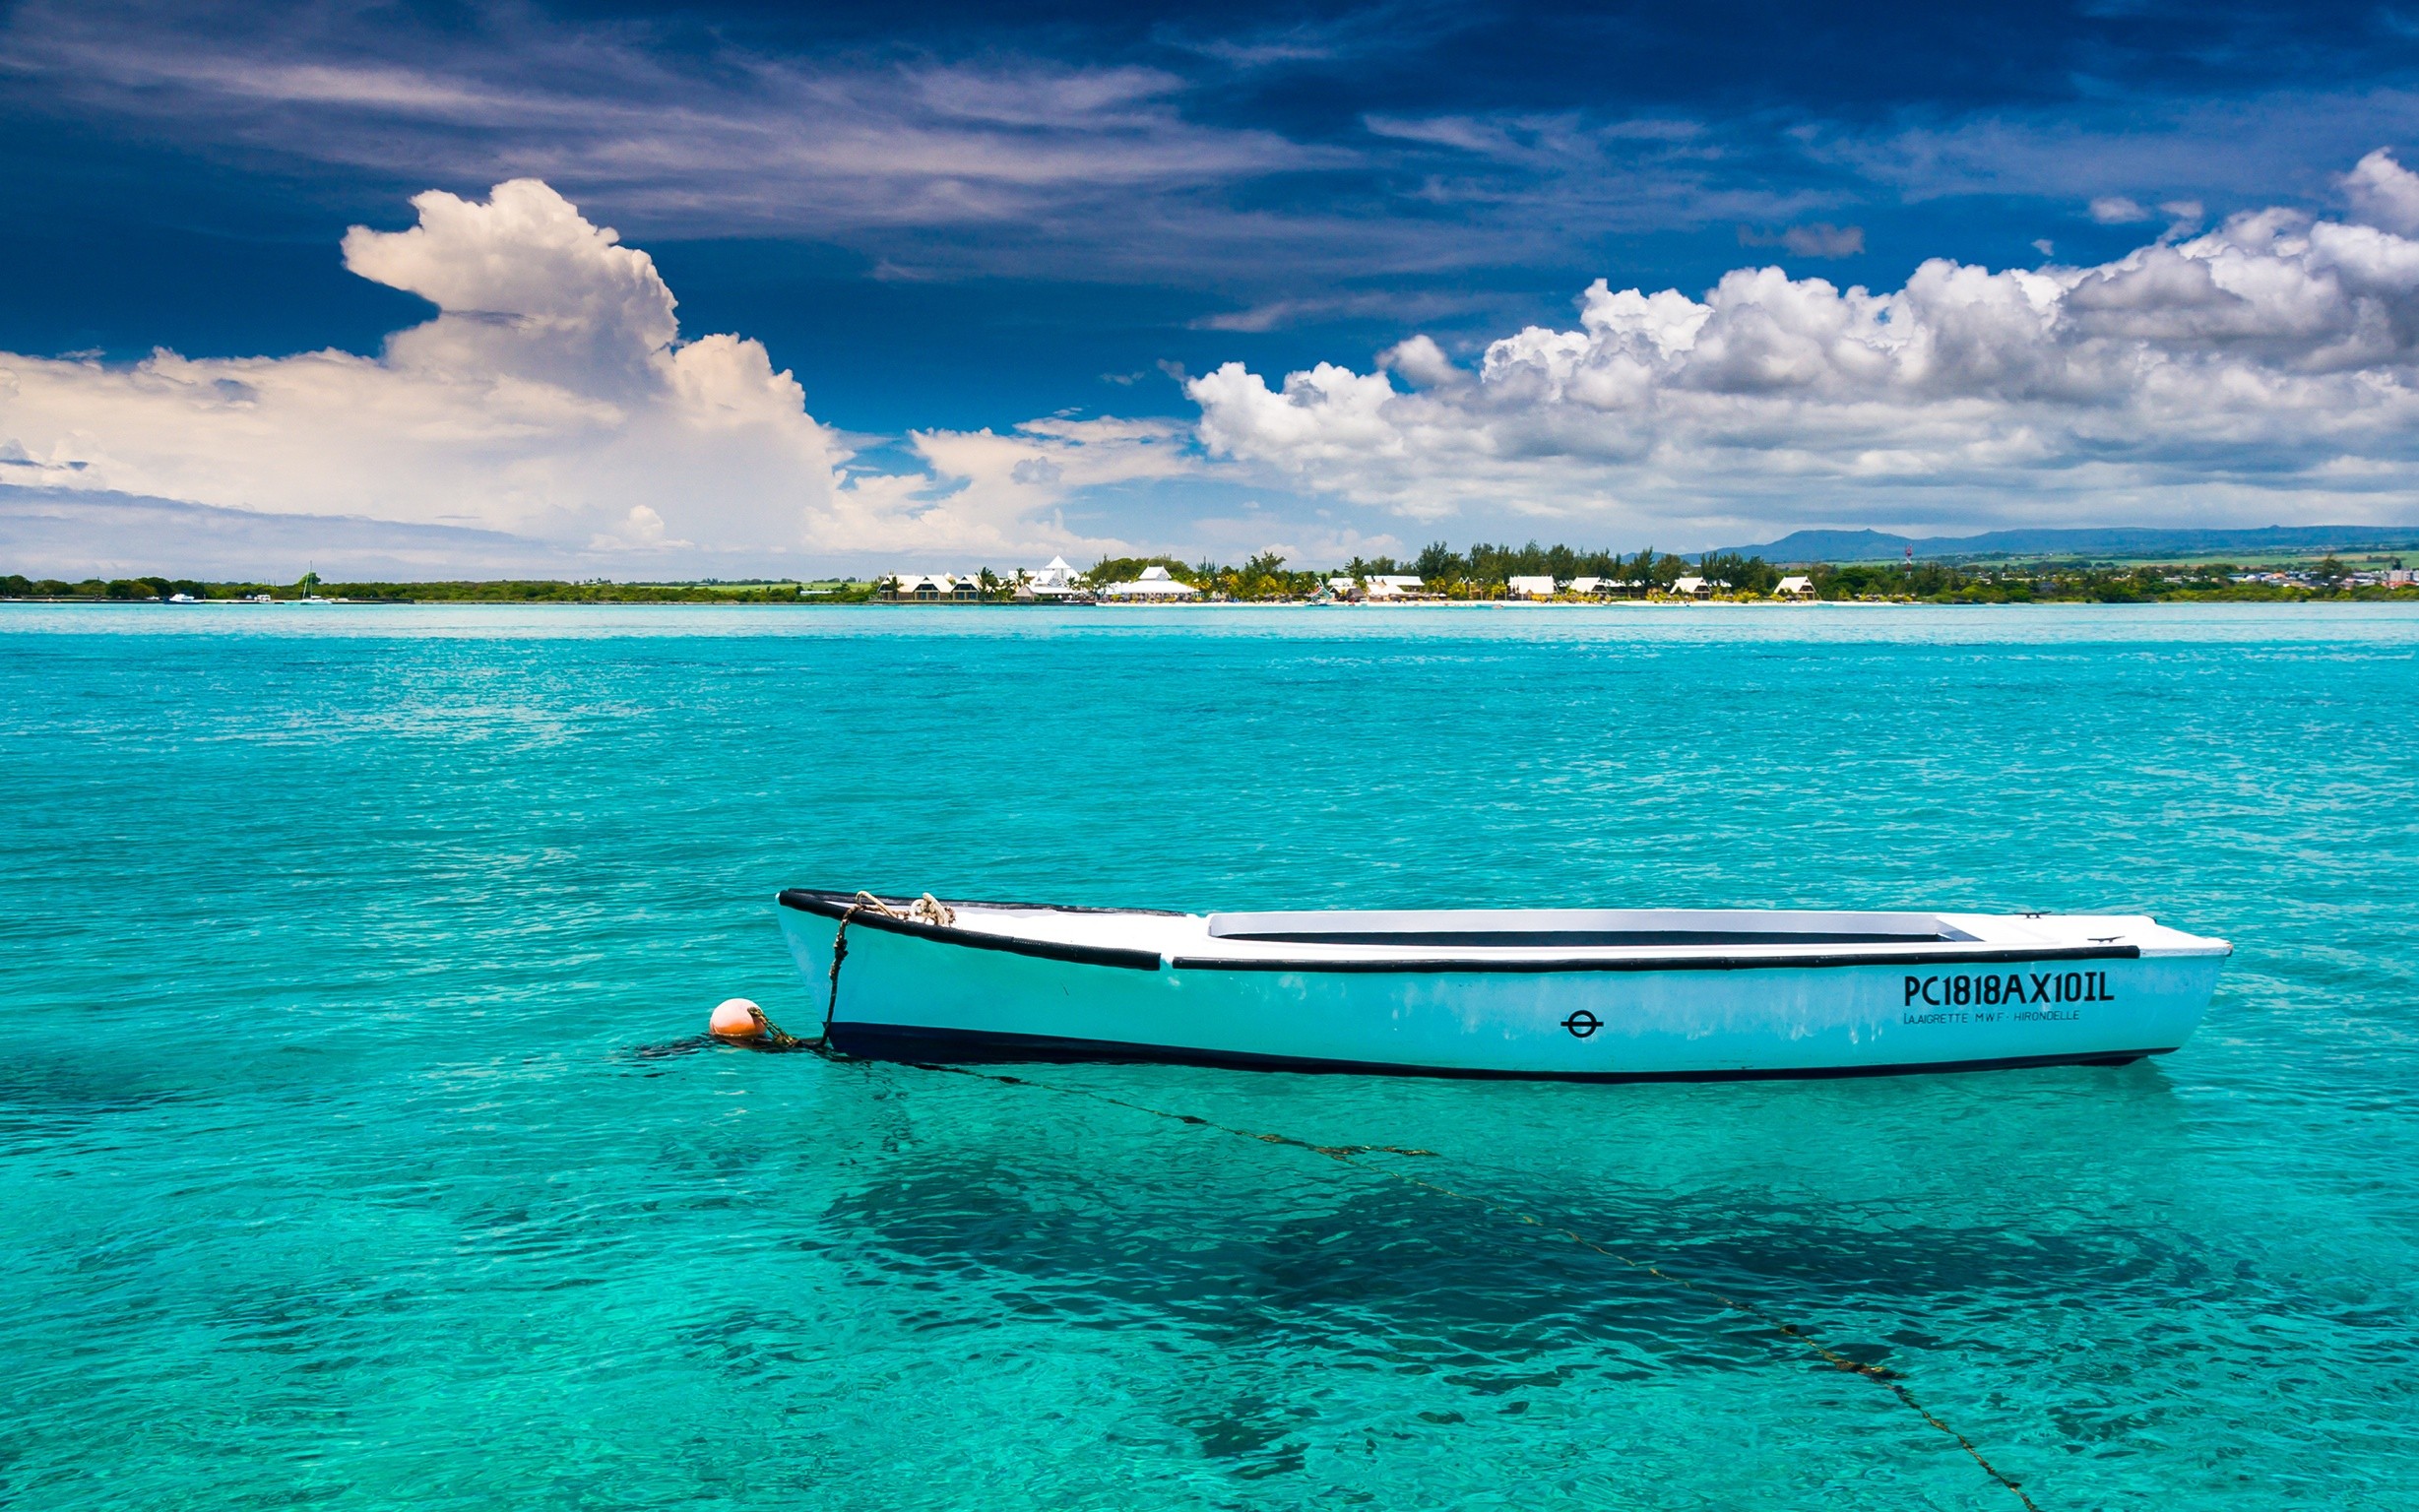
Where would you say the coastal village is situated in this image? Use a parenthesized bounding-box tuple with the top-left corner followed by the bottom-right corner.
(6, 542, 2414, 605)
(877, 558, 1821, 602)
(862, 546, 2418, 606)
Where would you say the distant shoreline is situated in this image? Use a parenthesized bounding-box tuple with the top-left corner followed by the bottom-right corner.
(13, 537, 2409, 606)
(8, 594, 2417, 608)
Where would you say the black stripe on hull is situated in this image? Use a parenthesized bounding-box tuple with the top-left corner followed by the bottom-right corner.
(1170, 944, 2140, 975)
(827, 1021, 2173, 1083)
(777, 889, 1164, 971)
(779, 887, 1187, 918)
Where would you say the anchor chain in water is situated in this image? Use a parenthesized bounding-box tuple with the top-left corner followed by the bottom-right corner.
(720, 994, 2040, 1512)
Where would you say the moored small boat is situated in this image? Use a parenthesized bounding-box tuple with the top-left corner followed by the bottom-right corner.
(777, 889, 2229, 1082)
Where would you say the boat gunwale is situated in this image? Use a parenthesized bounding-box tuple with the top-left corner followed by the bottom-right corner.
(777, 887, 1190, 918)
(777, 888, 1167, 971)
(1166, 943, 2146, 974)
(779, 889, 2179, 975)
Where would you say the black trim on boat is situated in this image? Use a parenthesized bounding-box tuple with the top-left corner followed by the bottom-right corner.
(943, 896, 1190, 917)
(776, 889, 1165, 972)
(779, 887, 1187, 917)
(1167, 943, 2142, 975)
(826, 1021, 2174, 1082)
(778, 889, 2148, 976)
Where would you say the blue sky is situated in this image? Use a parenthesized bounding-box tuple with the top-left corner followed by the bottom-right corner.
(6, 0, 2419, 574)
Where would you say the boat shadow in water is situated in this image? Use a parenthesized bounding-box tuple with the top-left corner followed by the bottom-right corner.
(809, 1141, 2259, 1394)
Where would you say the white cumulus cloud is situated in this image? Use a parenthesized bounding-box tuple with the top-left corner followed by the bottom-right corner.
(0, 179, 1160, 570)
(2344, 147, 2419, 236)
(1184, 152, 2419, 536)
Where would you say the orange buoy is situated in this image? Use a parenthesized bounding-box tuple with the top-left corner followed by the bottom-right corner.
(709, 996, 767, 1041)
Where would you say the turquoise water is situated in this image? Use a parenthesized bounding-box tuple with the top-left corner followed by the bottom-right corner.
(3, 603, 2415, 1510)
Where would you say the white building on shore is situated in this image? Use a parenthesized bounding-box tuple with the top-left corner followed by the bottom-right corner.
(1018, 557, 1087, 599)
(1507, 575, 1556, 599)
(885, 572, 984, 601)
(1100, 566, 1201, 600)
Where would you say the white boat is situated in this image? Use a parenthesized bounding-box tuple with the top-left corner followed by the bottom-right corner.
(777, 889, 2229, 1081)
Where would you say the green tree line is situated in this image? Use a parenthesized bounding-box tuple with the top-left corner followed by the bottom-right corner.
(10, 551, 2411, 605)
(0, 575, 876, 603)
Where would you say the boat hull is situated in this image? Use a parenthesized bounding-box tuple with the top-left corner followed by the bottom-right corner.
(777, 898, 2222, 1081)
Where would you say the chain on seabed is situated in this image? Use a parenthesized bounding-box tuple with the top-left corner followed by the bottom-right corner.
(743, 980, 2043, 1512)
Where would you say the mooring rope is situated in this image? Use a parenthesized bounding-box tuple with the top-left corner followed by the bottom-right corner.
(742, 989, 2038, 1511)
(823, 892, 954, 1039)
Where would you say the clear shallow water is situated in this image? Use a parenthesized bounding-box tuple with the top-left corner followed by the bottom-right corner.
(2, 602, 2414, 1510)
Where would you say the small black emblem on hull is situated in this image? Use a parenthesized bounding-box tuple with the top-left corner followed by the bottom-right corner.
(1561, 1010, 1602, 1039)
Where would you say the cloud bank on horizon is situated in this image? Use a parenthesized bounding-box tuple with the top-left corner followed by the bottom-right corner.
(10, 155, 2419, 572)
(0, 182, 1183, 574)
(11, 0, 2419, 574)
(1190, 148, 2419, 534)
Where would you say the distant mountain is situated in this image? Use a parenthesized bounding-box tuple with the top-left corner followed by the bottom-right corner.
(1715, 524, 2419, 563)
(1714, 529, 1924, 562)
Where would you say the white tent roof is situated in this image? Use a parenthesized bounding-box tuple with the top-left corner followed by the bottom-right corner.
(1103, 567, 1201, 598)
